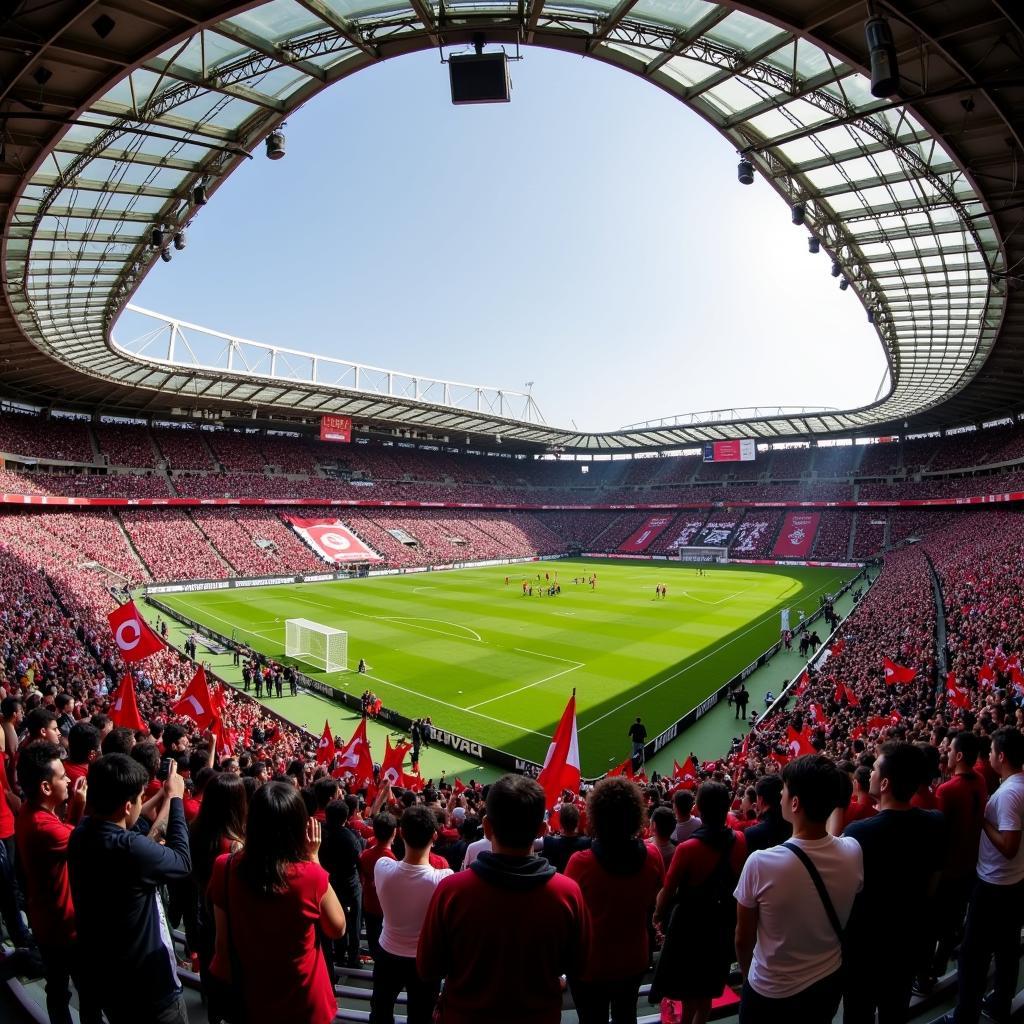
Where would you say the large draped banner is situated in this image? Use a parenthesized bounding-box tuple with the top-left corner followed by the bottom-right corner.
(283, 516, 381, 562)
(771, 511, 821, 559)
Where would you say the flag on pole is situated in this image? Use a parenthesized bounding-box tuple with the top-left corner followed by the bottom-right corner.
(170, 665, 215, 729)
(607, 758, 635, 780)
(315, 720, 334, 764)
(786, 725, 815, 757)
(793, 670, 811, 696)
(672, 756, 698, 790)
(107, 600, 164, 663)
(946, 672, 971, 710)
(536, 692, 581, 810)
(883, 657, 917, 686)
(109, 673, 145, 732)
(382, 735, 413, 787)
(333, 718, 374, 789)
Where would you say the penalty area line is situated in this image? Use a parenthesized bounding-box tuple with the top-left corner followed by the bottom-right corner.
(466, 661, 583, 710)
(357, 670, 549, 738)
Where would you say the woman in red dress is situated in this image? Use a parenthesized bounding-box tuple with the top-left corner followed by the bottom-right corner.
(209, 781, 347, 1024)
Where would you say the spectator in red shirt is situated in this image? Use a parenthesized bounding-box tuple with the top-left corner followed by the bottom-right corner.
(653, 782, 748, 1024)
(209, 781, 346, 1024)
(14, 740, 99, 1024)
(0, 749, 28, 948)
(930, 732, 988, 980)
(63, 722, 99, 787)
(360, 812, 398, 958)
(417, 775, 592, 1024)
(565, 777, 664, 1024)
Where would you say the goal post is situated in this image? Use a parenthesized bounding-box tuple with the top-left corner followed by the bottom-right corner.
(285, 618, 348, 673)
(676, 546, 729, 564)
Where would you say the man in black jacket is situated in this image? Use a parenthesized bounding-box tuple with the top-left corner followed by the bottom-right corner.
(321, 799, 365, 969)
(743, 775, 792, 853)
(68, 753, 192, 1024)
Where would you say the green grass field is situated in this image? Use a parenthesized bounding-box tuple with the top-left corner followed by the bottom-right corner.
(156, 558, 856, 776)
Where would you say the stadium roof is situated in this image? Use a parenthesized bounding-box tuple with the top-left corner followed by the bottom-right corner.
(0, 0, 1021, 453)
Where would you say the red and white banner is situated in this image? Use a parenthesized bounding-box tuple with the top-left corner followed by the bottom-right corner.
(618, 515, 674, 553)
(284, 516, 381, 562)
(771, 511, 821, 559)
(319, 414, 352, 443)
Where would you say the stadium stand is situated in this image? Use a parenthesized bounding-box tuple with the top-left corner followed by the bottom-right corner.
(811, 510, 854, 560)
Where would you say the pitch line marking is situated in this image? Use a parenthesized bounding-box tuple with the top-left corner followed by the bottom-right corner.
(412, 586, 438, 594)
(357, 670, 549, 738)
(577, 574, 843, 734)
(354, 613, 484, 643)
(513, 648, 583, 666)
(467, 662, 583, 709)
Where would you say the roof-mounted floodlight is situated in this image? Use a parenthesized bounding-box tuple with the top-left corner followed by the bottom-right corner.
(737, 159, 754, 185)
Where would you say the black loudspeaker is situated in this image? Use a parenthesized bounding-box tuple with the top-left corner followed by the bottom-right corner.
(449, 53, 511, 105)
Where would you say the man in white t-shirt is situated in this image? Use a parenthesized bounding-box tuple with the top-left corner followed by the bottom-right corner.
(373, 804, 452, 1024)
(734, 754, 863, 1023)
(946, 727, 1024, 1024)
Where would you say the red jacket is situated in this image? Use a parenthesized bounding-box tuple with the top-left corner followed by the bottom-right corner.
(417, 853, 591, 1024)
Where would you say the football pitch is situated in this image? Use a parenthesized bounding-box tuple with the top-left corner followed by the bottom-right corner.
(156, 559, 857, 775)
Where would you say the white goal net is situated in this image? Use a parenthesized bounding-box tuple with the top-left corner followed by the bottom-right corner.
(676, 546, 729, 564)
(285, 618, 348, 673)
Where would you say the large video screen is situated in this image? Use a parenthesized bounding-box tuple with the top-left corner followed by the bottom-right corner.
(320, 415, 352, 443)
(702, 439, 755, 463)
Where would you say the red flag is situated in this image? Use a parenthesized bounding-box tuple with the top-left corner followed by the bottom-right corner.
(794, 670, 810, 696)
(1011, 665, 1024, 695)
(381, 735, 412, 787)
(607, 758, 635, 779)
(978, 664, 996, 687)
(333, 718, 374, 788)
(536, 694, 581, 810)
(452, 778, 466, 796)
(740, 732, 751, 756)
(107, 600, 164, 663)
(830, 638, 846, 659)
(170, 665, 215, 729)
(109, 673, 145, 732)
(786, 725, 815, 757)
(866, 713, 901, 732)
(315, 720, 334, 765)
(766, 750, 789, 770)
(843, 683, 861, 708)
(850, 725, 865, 741)
(946, 672, 971, 710)
(883, 657, 917, 686)
(211, 716, 236, 756)
(402, 767, 425, 792)
(211, 683, 227, 716)
(673, 756, 698, 790)
(809, 703, 829, 729)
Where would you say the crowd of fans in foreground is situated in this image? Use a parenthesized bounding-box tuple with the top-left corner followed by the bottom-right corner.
(2, 510, 1024, 1023)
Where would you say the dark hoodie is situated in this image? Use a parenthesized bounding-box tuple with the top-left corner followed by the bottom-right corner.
(418, 852, 590, 1024)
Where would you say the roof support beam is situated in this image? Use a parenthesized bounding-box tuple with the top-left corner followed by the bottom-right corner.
(142, 59, 286, 111)
(293, 0, 380, 58)
(212, 22, 328, 83)
(643, 6, 731, 77)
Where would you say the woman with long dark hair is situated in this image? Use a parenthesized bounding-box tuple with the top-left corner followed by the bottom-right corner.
(209, 780, 346, 1024)
(191, 772, 247, 1015)
(652, 782, 748, 1024)
(565, 777, 665, 1024)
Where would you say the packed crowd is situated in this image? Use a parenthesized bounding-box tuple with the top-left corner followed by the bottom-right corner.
(3, 491, 1024, 1024)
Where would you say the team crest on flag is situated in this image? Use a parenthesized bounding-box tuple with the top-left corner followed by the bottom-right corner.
(107, 600, 164, 663)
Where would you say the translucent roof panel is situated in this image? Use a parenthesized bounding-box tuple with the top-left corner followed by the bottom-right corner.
(5, 0, 1003, 446)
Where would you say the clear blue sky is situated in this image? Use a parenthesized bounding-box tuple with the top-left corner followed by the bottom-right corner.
(127, 47, 886, 433)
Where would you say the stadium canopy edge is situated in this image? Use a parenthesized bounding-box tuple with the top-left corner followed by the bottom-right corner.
(0, 0, 1020, 454)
